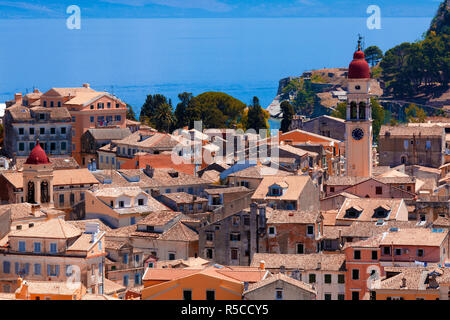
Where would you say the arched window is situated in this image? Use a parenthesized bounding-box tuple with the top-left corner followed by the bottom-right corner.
(27, 181, 35, 203)
(41, 181, 49, 203)
(350, 102, 357, 120)
(359, 102, 366, 120)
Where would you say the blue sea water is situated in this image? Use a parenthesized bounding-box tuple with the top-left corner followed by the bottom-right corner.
(0, 17, 432, 130)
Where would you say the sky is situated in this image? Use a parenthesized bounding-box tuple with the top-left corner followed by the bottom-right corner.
(0, 0, 443, 19)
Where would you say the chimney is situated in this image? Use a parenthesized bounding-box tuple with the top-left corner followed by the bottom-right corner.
(83, 83, 90, 88)
(31, 204, 40, 216)
(259, 260, 265, 271)
(145, 165, 154, 178)
(85, 222, 100, 243)
(400, 277, 407, 288)
(15, 93, 23, 105)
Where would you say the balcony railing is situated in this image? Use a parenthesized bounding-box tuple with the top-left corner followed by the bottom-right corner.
(96, 121, 119, 128)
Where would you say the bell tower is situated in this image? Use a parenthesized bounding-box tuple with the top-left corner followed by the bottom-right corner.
(23, 139, 54, 206)
(345, 37, 373, 177)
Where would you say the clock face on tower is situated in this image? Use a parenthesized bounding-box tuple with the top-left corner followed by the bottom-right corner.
(352, 128, 364, 141)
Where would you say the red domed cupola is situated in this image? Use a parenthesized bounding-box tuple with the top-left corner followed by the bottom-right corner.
(348, 43, 371, 79)
(25, 139, 51, 165)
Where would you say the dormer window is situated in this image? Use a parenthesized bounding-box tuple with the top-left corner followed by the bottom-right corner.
(344, 206, 363, 219)
(269, 183, 286, 197)
(373, 206, 391, 219)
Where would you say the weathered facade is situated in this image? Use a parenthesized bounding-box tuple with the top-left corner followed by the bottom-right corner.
(198, 203, 267, 266)
(378, 125, 445, 169)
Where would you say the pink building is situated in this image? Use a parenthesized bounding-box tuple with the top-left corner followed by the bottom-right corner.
(40, 84, 127, 166)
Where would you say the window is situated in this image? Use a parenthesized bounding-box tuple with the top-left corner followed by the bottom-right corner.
(119, 201, 125, 208)
(383, 246, 391, 255)
(115, 115, 122, 121)
(29, 128, 35, 135)
(309, 274, 316, 284)
(230, 233, 241, 241)
(18, 143, 24, 152)
(50, 143, 56, 151)
(206, 232, 214, 242)
(206, 248, 213, 259)
(134, 273, 140, 285)
(395, 248, 402, 256)
(50, 128, 56, 135)
(307, 225, 314, 236)
(329, 186, 335, 193)
(352, 269, 360, 280)
(417, 249, 424, 257)
(90, 116, 94, 123)
(123, 253, 129, 264)
(324, 293, 332, 300)
(231, 249, 238, 260)
(338, 274, 345, 284)
(47, 264, 59, 277)
(375, 187, 383, 195)
(130, 217, 136, 225)
(206, 290, 215, 301)
(338, 294, 345, 300)
(18, 128, 24, 135)
(3, 261, 10, 274)
(354, 250, 361, 260)
(34, 264, 41, 275)
(372, 251, 378, 260)
(59, 194, 64, 206)
(123, 275, 129, 286)
(324, 274, 332, 284)
(426, 141, 431, 150)
(34, 242, 41, 253)
(50, 243, 57, 254)
(138, 198, 144, 206)
(183, 290, 192, 301)
(18, 241, 26, 252)
(232, 216, 240, 226)
(116, 103, 120, 108)
(268, 226, 276, 235)
(60, 127, 66, 134)
(352, 291, 359, 300)
(276, 289, 283, 300)
(169, 253, 176, 260)
(297, 243, 304, 254)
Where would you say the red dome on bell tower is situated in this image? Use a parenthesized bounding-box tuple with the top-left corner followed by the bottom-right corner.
(25, 139, 51, 165)
(348, 42, 371, 79)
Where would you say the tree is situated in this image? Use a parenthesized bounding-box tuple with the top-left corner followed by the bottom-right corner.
(140, 94, 170, 123)
(246, 97, 270, 134)
(126, 104, 137, 121)
(371, 98, 386, 141)
(364, 46, 384, 67)
(331, 102, 347, 119)
(280, 101, 294, 132)
(185, 92, 246, 129)
(153, 103, 175, 133)
(405, 104, 427, 123)
(174, 92, 193, 129)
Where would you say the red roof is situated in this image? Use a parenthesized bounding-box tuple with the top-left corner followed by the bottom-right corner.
(25, 141, 50, 165)
(348, 50, 370, 79)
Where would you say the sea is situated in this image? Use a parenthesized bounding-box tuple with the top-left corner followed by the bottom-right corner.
(0, 17, 433, 131)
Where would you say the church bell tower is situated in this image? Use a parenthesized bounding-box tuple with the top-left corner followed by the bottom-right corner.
(345, 37, 373, 177)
